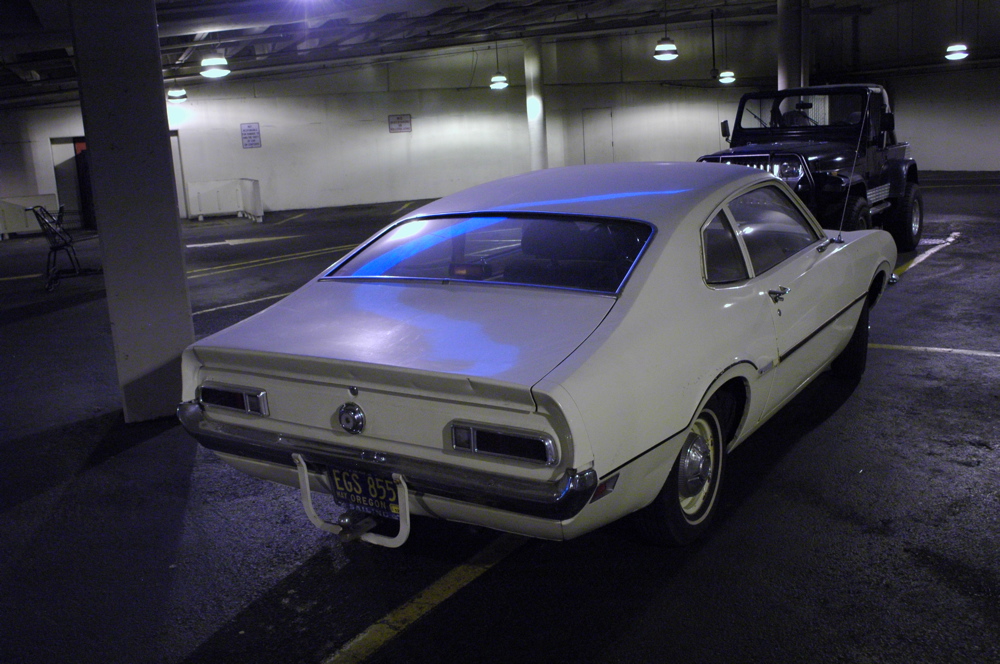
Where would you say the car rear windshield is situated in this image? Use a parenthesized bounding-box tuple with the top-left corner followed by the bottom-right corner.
(326, 215, 653, 293)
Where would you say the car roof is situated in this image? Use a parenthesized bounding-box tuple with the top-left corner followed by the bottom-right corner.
(402, 162, 772, 233)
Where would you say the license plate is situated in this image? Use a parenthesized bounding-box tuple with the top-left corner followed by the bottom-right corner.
(327, 466, 400, 521)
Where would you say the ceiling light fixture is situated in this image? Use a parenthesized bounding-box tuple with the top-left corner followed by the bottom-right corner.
(166, 85, 188, 103)
(653, 0, 679, 61)
(654, 37, 679, 61)
(946, 0, 970, 61)
(710, 11, 735, 84)
(946, 43, 969, 60)
(200, 55, 230, 78)
(490, 43, 508, 90)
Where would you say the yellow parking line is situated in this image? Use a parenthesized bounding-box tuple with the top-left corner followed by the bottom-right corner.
(323, 534, 526, 664)
(391, 202, 417, 217)
(0, 273, 43, 282)
(273, 212, 307, 226)
(869, 343, 1000, 359)
(894, 232, 960, 277)
(186, 243, 356, 279)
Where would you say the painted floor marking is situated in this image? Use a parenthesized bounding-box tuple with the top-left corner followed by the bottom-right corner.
(870, 343, 1000, 359)
(922, 182, 1000, 189)
(186, 235, 302, 248)
(193, 292, 292, 315)
(390, 202, 417, 217)
(0, 273, 43, 282)
(186, 243, 356, 279)
(323, 534, 526, 664)
(273, 212, 308, 226)
(894, 231, 960, 277)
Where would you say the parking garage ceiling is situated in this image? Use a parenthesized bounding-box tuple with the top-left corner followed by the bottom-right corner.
(1, 0, 896, 109)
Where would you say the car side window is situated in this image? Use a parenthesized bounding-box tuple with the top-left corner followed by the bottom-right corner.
(727, 186, 821, 275)
(702, 212, 749, 284)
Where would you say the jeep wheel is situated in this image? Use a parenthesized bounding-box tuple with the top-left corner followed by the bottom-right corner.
(824, 196, 871, 231)
(888, 183, 923, 252)
(841, 196, 872, 231)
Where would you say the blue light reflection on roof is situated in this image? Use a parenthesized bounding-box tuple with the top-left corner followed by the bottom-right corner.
(494, 189, 691, 210)
(351, 284, 518, 377)
(350, 216, 506, 277)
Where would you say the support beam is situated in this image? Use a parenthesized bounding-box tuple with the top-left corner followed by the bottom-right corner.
(777, 0, 806, 90)
(69, 0, 194, 422)
(523, 38, 548, 171)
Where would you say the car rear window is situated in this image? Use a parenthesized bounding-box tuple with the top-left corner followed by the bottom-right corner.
(327, 215, 653, 293)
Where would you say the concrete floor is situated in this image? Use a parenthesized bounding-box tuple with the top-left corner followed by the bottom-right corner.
(1, 179, 998, 663)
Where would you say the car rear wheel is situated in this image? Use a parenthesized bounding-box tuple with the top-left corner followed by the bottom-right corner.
(831, 301, 869, 381)
(887, 183, 923, 252)
(633, 395, 729, 545)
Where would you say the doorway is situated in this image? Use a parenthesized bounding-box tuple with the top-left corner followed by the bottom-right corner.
(50, 130, 189, 225)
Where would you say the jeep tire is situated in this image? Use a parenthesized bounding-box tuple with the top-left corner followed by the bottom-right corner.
(826, 195, 872, 232)
(887, 183, 923, 252)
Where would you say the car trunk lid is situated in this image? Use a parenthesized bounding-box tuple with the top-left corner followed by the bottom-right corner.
(190, 279, 616, 408)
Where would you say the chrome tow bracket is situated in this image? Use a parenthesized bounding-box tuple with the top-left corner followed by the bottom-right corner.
(291, 453, 411, 548)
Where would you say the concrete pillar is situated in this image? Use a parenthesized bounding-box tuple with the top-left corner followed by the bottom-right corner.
(69, 0, 194, 422)
(777, 0, 804, 90)
(523, 38, 548, 171)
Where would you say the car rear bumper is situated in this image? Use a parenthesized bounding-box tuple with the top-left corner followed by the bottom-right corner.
(177, 401, 598, 521)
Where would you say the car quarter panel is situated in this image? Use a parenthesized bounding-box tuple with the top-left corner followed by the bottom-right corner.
(531, 177, 779, 512)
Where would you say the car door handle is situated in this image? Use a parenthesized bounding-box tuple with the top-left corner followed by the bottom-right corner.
(768, 286, 790, 303)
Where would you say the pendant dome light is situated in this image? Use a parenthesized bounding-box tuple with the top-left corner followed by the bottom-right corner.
(946, 43, 969, 60)
(710, 11, 736, 84)
(166, 73, 187, 103)
(200, 55, 230, 78)
(653, 0, 679, 61)
(654, 37, 679, 61)
(490, 42, 508, 90)
(946, 0, 970, 60)
(166, 85, 188, 103)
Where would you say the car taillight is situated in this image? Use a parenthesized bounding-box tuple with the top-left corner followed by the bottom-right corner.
(198, 383, 269, 416)
(450, 423, 556, 465)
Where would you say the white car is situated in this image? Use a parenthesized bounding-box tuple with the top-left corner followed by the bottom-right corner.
(177, 162, 896, 548)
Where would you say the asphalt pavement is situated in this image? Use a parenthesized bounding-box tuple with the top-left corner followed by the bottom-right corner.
(1, 179, 997, 664)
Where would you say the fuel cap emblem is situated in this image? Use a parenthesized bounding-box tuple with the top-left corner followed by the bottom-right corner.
(338, 403, 365, 434)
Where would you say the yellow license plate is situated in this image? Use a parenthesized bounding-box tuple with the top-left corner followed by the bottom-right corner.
(328, 467, 400, 521)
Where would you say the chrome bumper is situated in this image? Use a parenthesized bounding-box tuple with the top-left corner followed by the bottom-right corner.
(176, 401, 597, 521)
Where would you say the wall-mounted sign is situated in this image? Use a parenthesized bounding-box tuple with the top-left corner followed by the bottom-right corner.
(388, 114, 412, 133)
(241, 123, 262, 148)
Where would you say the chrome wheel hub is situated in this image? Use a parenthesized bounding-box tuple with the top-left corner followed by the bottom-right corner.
(679, 430, 713, 501)
(911, 200, 922, 236)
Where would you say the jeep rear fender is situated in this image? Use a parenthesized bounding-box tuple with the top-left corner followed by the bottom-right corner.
(886, 159, 918, 197)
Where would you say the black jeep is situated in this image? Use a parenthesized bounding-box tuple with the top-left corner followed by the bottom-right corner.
(699, 84, 923, 251)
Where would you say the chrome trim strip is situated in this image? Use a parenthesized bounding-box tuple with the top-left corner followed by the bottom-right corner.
(779, 292, 867, 365)
(177, 401, 597, 521)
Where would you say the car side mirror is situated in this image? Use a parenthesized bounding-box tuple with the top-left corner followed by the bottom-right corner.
(882, 112, 895, 133)
(721, 120, 731, 141)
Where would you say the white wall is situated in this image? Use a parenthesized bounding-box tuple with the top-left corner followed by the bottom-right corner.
(888, 69, 1000, 172)
(1, 19, 997, 215)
